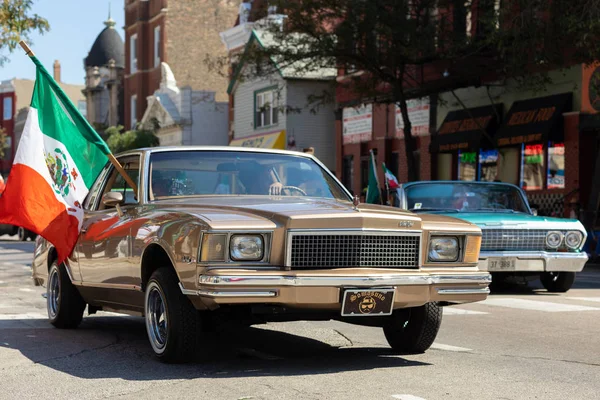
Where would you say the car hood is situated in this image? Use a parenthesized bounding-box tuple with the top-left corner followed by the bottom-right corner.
(152, 196, 479, 232)
(420, 211, 585, 231)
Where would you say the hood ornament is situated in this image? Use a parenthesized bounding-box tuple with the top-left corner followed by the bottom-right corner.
(353, 195, 360, 210)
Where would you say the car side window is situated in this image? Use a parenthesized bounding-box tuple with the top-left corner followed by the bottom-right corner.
(83, 162, 111, 211)
(97, 156, 141, 211)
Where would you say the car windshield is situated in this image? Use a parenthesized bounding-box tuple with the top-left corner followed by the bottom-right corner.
(404, 182, 530, 213)
(148, 150, 350, 201)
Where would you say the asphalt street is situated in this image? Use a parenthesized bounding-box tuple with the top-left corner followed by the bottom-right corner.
(0, 236, 599, 400)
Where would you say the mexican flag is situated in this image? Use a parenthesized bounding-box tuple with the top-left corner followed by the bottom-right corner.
(382, 162, 400, 189)
(365, 149, 381, 204)
(0, 56, 110, 262)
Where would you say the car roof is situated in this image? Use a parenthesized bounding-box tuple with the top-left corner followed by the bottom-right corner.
(401, 180, 523, 191)
(115, 146, 316, 159)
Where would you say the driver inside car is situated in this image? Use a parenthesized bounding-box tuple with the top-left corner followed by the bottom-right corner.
(238, 162, 283, 195)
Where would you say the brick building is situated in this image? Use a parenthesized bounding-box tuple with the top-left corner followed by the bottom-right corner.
(124, 0, 238, 129)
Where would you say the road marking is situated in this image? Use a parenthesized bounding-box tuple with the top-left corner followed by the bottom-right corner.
(0, 312, 47, 320)
(431, 343, 472, 352)
(566, 297, 600, 303)
(443, 307, 489, 315)
(0, 249, 27, 255)
(18, 288, 34, 292)
(391, 395, 427, 400)
(481, 298, 600, 312)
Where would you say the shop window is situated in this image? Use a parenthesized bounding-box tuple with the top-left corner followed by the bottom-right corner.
(436, 153, 453, 180)
(497, 147, 519, 185)
(342, 155, 354, 193)
(360, 157, 369, 193)
(390, 152, 399, 179)
(458, 151, 477, 181)
(479, 149, 499, 181)
(3, 97, 12, 120)
(414, 150, 421, 180)
(547, 142, 565, 189)
(521, 143, 544, 191)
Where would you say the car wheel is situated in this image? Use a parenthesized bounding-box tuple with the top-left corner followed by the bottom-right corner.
(383, 302, 442, 354)
(47, 261, 86, 328)
(26, 230, 37, 241)
(540, 272, 575, 293)
(145, 267, 200, 363)
(17, 227, 27, 241)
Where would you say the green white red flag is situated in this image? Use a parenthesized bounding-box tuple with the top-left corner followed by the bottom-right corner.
(382, 162, 400, 189)
(0, 56, 110, 262)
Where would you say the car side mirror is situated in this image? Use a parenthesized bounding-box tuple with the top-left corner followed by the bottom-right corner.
(102, 192, 124, 216)
(531, 208, 538, 216)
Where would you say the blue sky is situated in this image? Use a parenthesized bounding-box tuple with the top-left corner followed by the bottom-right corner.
(0, 0, 125, 85)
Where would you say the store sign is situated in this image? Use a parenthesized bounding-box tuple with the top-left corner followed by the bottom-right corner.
(497, 133, 542, 146)
(582, 61, 600, 114)
(396, 97, 430, 138)
(343, 104, 372, 144)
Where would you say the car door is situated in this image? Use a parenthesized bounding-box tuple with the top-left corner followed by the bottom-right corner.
(76, 155, 141, 289)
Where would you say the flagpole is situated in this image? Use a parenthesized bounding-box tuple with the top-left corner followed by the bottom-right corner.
(370, 149, 383, 205)
(18, 40, 139, 197)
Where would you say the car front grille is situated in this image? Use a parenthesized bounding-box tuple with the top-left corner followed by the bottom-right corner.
(481, 229, 549, 251)
(288, 233, 420, 269)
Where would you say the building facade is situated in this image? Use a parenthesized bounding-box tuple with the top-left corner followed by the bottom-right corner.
(83, 16, 125, 130)
(224, 26, 337, 172)
(124, 0, 238, 130)
(140, 63, 228, 146)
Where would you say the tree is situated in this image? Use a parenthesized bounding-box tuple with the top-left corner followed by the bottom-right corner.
(0, 0, 49, 65)
(229, 0, 600, 181)
(104, 125, 160, 154)
(0, 128, 8, 159)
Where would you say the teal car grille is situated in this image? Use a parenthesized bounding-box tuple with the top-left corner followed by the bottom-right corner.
(481, 229, 550, 251)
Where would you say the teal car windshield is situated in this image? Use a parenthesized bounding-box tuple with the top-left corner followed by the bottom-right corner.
(405, 183, 529, 213)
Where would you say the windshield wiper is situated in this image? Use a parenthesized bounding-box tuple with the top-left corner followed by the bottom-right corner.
(409, 207, 460, 212)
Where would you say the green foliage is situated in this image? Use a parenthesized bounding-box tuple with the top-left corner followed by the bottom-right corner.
(227, 0, 600, 181)
(0, 0, 49, 65)
(0, 128, 8, 159)
(104, 125, 160, 154)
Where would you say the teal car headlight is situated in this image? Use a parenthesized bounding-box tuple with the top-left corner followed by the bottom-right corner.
(230, 235, 264, 261)
(428, 236, 459, 262)
(545, 231, 563, 249)
(565, 231, 583, 249)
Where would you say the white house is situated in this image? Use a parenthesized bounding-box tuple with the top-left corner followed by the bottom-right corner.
(140, 63, 228, 146)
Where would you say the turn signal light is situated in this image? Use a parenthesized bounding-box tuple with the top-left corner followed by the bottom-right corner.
(463, 235, 481, 263)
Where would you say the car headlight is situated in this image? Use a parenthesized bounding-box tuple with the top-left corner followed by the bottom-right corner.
(545, 231, 563, 249)
(428, 236, 459, 262)
(565, 231, 583, 249)
(230, 235, 264, 261)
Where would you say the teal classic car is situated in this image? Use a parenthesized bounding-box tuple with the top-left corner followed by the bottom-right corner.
(396, 181, 588, 292)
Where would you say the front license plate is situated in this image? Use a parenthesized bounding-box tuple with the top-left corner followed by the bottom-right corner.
(488, 257, 517, 271)
(341, 289, 395, 317)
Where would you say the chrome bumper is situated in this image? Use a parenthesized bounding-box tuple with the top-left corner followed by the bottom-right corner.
(180, 272, 492, 298)
(479, 251, 588, 273)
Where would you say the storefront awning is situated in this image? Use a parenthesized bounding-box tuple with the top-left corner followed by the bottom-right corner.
(430, 104, 503, 152)
(229, 130, 286, 149)
(495, 93, 572, 147)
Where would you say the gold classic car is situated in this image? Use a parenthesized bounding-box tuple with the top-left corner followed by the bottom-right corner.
(32, 147, 491, 363)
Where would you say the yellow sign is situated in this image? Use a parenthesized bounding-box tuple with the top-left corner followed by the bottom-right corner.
(229, 130, 286, 149)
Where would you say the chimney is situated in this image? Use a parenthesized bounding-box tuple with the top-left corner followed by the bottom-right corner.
(53, 60, 61, 82)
